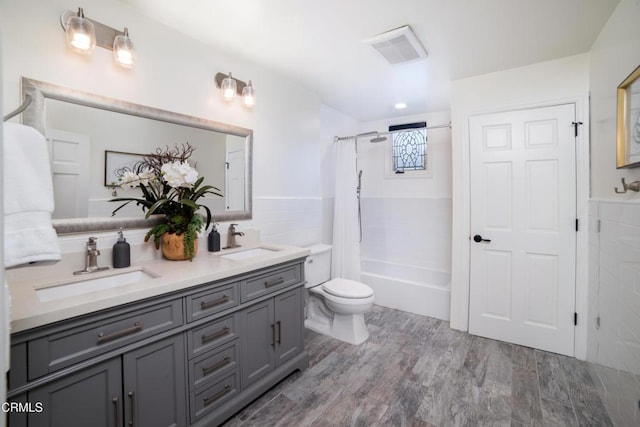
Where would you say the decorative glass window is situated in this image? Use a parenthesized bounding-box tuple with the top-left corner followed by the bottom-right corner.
(390, 122, 427, 173)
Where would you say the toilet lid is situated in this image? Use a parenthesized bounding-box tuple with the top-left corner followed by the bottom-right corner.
(322, 278, 374, 299)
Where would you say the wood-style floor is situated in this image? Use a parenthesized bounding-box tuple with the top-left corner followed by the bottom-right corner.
(222, 305, 613, 426)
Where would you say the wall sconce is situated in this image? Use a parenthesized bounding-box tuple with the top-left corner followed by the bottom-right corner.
(60, 7, 135, 68)
(215, 72, 256, 107)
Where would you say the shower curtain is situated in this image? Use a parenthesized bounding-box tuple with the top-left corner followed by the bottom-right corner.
(332, 138, 361, 281)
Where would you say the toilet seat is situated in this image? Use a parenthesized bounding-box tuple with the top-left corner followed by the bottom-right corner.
(322, 278, 374, 299)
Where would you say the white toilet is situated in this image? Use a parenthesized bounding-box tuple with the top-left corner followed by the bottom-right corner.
(304, 244, 375, 345)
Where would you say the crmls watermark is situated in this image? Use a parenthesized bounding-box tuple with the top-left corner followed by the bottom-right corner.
(2, 401, 44, 413)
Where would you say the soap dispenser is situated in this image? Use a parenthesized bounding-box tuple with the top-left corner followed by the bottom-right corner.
(113, 228, 131, 268)
(208, 223, 221, 252)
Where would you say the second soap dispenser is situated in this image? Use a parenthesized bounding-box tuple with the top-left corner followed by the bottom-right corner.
(113, 228, 131, 268)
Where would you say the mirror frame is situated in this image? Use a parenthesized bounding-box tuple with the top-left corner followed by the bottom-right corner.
(21, 77, 253, 234)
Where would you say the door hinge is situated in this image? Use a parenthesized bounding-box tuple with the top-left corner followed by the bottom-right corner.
(574, 312, 578, 326)
(575, 218, 579, 232)
(596, 316, 601, 329)
(572, 121, 583, 137)
(597, 219, 601, 233)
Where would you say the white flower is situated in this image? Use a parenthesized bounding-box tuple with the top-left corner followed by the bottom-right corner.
(137, 167, 156, 187)
(119, 170, 141, 188)
(161, 161, 198, 188)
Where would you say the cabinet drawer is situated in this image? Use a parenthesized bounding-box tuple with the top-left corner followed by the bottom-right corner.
(186, 282, 239, 322)
(187, 314, 237, 359)
(190, 341, 238, 391)
(190, 370, 239, 423)
(28, 299, 182, 380)
(241, 264, 302, 302)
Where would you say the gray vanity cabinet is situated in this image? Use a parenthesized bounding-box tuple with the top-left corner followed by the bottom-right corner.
(8, 258, 309, 427)
(241, 287, 304, 387)
(122, 335, 187, 427)
(27, 358, 123, 427)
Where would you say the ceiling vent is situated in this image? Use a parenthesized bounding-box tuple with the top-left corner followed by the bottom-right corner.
(364, 25, 427, 65)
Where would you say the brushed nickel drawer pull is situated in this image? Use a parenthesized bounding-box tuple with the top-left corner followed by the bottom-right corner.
(202, 356, 231, 376)
(112, 397, 120, 427)
(201, 326, 230, 344)
(97, 322, 143, 344)
(203, 384, 231, 407)
(200, 295, 230, 310)
(264, 277, 285, 288)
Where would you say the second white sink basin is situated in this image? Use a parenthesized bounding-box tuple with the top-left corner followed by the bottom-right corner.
(220, 247, 279, 261)
(36, 269, 159, 302)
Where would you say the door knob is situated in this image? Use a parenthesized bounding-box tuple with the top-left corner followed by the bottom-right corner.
(473, 234, 491, 243)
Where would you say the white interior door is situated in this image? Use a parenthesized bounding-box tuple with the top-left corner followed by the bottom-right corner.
(226, 148, 245, 211)
(46, 129, 90, 219)
(469, 104, 577, 356)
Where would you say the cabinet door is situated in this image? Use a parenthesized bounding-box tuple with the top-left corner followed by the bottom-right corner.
(123, 335, 187, 427)
(28, 358, 122, 427)
(275, 287, 304, 366)
(240, 299, 275, 387)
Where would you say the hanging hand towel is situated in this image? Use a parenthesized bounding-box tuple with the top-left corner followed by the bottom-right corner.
(3, 123, 61, 268)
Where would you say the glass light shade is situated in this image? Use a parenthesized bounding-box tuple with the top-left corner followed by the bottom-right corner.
(221, 73, 237, 101)
(242, 81, 255, 107)
(65, 8, 96, 55)
(113, 28, 135, 68)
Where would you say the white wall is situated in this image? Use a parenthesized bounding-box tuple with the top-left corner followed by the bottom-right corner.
(449, 54, 591, 334)
(590, 0, 640, 199)
(356, 111, 452, 319)
(586, 2, 640, 422)
(0, 0, 344, 253)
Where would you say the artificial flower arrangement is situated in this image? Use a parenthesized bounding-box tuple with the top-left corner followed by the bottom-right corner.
(111, 143, 222, 260)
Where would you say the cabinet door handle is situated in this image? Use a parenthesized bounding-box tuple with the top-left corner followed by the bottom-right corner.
(276, 320, 282, 344)
(271, 323, 276, 347)
(264, 277, 285, 288)
(128, 391, 135, 427)
(203, 384, 231, 407)
(201, 326, 230, 344)
(97, 322, 143, 344)
(202, 356, 231, 376)
(112, 397, 120, 427)
(200, 295, 229, 310)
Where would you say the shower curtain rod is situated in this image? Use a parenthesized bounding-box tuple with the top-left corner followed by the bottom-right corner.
(335, 121, 451, 142)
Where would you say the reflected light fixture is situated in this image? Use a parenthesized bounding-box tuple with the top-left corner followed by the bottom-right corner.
(64, 7, 96, 55)
(394, 102, 407, 109)
(60, 7, 135, 69)
(113, 27, 135, 68)
(215, 72, 256, 108)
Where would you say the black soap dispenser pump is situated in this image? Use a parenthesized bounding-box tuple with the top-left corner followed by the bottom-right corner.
(113, 228, 131, 268)
(208, 223, 221, 252)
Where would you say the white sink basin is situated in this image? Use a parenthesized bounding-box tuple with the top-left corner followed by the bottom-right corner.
(220, 247, 279, 261)
(36, 269, 159, 302)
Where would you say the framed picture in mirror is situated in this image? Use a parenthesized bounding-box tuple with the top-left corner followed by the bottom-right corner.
(104, 150, 145, 187)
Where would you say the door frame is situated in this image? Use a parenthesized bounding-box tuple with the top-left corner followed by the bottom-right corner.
(450, 95, 590, 359)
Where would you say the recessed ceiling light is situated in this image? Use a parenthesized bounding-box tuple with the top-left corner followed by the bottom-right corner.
(394, 102, 407, 109)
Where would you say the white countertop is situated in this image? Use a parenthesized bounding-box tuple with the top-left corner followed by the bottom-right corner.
(6, 243, 310, 333)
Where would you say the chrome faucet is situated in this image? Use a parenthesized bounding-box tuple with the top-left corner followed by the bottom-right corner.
(225, 224, 245, 249)
(74, 237, 109, 275)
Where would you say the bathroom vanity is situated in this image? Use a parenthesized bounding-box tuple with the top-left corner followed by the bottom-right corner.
(5, 244, 309, 427)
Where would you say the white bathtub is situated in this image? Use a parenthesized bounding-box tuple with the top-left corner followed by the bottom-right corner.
(360, 258, 450, 320)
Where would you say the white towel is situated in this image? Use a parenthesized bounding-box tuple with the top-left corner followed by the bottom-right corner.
(3, 123, 61, 267)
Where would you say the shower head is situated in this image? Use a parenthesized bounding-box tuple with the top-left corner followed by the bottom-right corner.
(370, 135, 387, 143)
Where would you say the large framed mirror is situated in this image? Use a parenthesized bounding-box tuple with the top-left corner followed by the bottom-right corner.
(21, 78, 252, 234)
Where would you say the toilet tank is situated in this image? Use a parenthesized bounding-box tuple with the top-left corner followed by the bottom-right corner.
(304, 244, 332, 288)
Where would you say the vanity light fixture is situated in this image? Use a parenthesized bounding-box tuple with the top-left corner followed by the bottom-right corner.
(63, 7, 95, 55)
(113, 27, 135, 68)
(215, 72, 256, 107)
(60, 7, 135, 68)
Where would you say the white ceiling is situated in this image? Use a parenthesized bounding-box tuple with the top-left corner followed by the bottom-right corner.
(122, 0, 620, 122)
